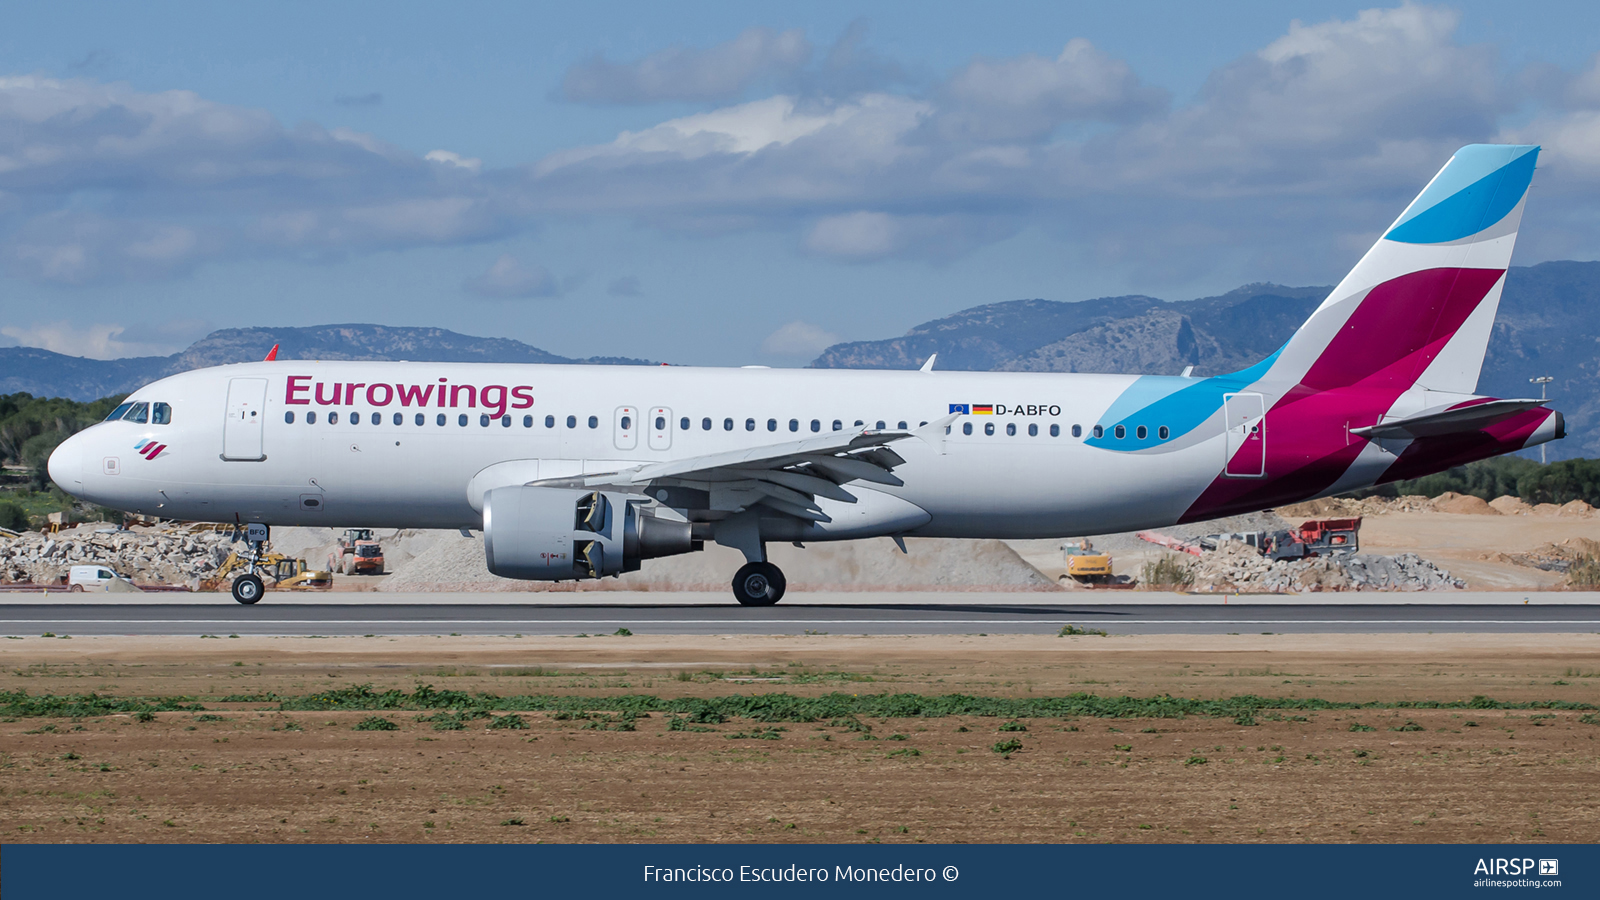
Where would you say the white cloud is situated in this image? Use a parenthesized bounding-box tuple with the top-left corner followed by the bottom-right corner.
(761, 320, 842, 358)
(561, 27, 811, 104)
(0, 321, 191, 359)
(0, 75, 508, 284)
(463, 254, 559, 299)
(804, 212, 902, 260)
(425, 149, 482, 172)
(939, 38, 1168, 141)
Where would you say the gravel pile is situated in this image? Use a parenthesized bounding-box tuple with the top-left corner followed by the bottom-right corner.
(0, 525, 236, 587)
(1185, 540, 1464, 592)
(378, 534, 1060, 592)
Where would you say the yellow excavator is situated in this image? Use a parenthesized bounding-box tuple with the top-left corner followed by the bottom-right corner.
(1062, 539, 1115, 584)
(205, 552, 333, 592)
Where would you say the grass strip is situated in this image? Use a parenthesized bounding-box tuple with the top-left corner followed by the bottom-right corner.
(3, 686, 1595, 720)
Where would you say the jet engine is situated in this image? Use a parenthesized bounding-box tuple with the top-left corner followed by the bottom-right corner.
(482, 486, 700, 580)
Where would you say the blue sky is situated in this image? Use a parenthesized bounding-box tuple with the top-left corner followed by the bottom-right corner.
(1, 1, 1598, 364)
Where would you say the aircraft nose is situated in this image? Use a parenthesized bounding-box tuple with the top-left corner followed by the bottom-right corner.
(48, 434, 85, 492)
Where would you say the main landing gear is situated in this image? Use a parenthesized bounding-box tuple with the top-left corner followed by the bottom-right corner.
(732, 561, 786, 607)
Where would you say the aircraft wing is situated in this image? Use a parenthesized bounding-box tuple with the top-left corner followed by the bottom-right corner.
(542, 415, 957, 522)
(1351, 398, 1548, 440)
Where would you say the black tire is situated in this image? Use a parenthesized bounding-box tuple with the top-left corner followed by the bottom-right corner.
(732, 561, 785, 606)
(232, 574, 265, 605)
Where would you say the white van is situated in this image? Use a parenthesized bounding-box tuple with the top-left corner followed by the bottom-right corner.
(68, 565, 140, 592)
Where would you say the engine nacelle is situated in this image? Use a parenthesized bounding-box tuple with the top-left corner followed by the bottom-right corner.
(482, 486, 700, 581)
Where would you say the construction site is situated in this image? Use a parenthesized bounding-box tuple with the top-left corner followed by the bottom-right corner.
(4, 492, 1598, 596)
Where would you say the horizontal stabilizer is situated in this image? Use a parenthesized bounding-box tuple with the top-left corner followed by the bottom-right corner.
(1351, 399, 1546, 440)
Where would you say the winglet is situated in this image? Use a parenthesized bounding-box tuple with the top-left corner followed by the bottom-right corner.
(264, 344, 279, 362)
(919, 354, 937, 373)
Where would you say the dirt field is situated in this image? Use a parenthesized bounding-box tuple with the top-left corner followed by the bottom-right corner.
(2, 633, 1597, 844)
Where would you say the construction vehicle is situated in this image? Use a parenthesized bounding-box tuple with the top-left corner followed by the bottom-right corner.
(1267, 517, 1361, 561)
(206, 551, 333, 592)
(1061, 539, 1114, 583)
(335, 528, 385, 575)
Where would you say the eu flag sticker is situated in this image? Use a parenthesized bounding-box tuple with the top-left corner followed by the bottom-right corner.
(949, 403, 970, 414)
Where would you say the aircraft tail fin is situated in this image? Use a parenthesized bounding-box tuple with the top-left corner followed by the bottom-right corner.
(1258, 144, 1538, 395)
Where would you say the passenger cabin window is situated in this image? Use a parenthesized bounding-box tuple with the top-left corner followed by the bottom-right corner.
(437, 414, 446, 426)
(811, 419, 821, 432)
(832, 420, 842, 431)
(898, 421, 907, 430)
(417, 414, 426, 426)
(1092, 425, 1103, 439)
(588, 416, 598, 429)
(1114, 425, 1126, 439)
(1136, 425, 1147, 440)
(680, 417, 689, 430)
(766, 418, 777, 432)
(620, 415, 632, 430)
(106, 402, 134, 421)
(285, 411, 295, 424)
(1006, 423, 1016, 436)
(458, 414, 468, 427)
(702, 418, 712, 431)
(567, 415, 577, 429)
(656, 416, 667, 431)
(480, 414, 490, 427)
(393, 412, 403, 426)
(545, 415, 555, 428)
(1028, 424, 1038, 437)
(501, 415, 511, 427)
(962, 422, 973, 435)
(745, 418, 755, 432)
(523, 415, 533, 428)
(984, 423, 995, 436)
(152, 402, 172, 425)
(788, 419, 798, 432)
(1158, 426, 1169, 440)
(1049, 424, 1059, 437)
(1071, 424, 1081, 438)
(329, 411, 339, 425)
(724, 418, 733, 431)
(307, 411, 317, 424)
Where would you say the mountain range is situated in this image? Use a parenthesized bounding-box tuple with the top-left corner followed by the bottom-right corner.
(4, 260, 1595, 458)
(0, 325, 650, 403)
(814, 260, 1600, 459)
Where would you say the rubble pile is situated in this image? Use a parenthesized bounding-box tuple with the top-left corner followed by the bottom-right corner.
(0, 525, 236, 586)
(1186, 540, 1464, 592)
(1276, 494, 1595, 519)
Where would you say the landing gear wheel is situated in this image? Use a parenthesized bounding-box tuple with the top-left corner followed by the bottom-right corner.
(732, 562, 785, 607)
(231, 573, 264, 605)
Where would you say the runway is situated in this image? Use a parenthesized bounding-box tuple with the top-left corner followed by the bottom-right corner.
(4, 600, 1598, 636)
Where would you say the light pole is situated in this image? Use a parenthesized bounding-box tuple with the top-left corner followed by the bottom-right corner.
(1530, 376, 1554, 464)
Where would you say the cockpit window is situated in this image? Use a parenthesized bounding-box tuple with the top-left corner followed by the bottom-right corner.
(105, 403, 134, 421)
(125, 402, 149, 424)
(152, 402, 172, 425)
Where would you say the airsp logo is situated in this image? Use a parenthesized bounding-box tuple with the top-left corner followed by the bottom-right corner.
(1473, 858, 1552, 876)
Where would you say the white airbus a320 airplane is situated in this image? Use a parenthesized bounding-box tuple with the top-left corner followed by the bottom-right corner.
(49, 144, 1563, 605)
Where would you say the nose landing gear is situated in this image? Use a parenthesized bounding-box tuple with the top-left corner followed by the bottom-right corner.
(231, 573, 264, 605)
(732, 561, 786, 606)
(229, 522, 270, 605)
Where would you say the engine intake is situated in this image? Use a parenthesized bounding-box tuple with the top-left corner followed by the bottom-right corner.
(482, 486, 700, 581)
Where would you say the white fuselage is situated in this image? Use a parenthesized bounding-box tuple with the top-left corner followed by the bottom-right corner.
(48, 361, 1230, 539)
